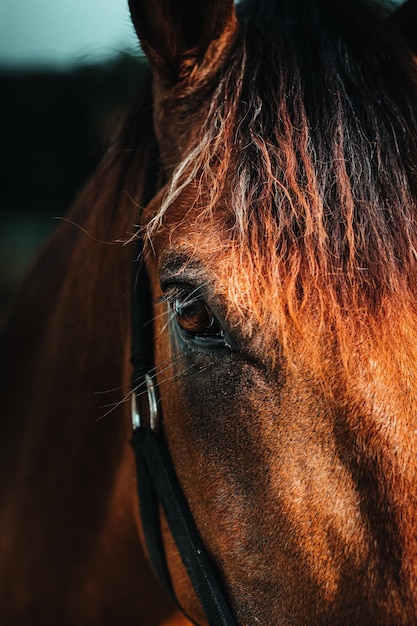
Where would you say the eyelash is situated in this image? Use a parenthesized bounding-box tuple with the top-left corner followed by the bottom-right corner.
(159, 285, 196, 308)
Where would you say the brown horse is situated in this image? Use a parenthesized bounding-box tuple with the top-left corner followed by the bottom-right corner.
(2, 0, 417, 624)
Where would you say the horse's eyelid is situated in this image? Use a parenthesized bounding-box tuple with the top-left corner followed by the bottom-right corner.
(156, 287, 197, 306)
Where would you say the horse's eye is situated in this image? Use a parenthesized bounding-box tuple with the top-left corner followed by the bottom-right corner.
(160, 286, 226, 344)
(174, 296, 222, 336)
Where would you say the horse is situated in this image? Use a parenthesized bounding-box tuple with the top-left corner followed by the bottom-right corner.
(2, 0, 417, 623)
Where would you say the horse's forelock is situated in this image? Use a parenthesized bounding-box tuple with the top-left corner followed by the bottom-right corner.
(146, 0, 417, 382)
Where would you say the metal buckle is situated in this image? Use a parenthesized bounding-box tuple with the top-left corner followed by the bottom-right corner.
(131, 373, 159, 432)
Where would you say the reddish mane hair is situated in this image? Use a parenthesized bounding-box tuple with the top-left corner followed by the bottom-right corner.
(54, 0, 417, 391)
(133, 0, 417, 383)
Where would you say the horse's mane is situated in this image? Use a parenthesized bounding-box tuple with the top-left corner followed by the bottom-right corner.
(141, 0, 417, 381)
(79, 0, 417, 383)
(61, 65, 157, 319)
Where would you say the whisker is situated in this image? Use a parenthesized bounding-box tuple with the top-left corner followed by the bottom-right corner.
(154, 311, 176, 339)
(94, 381, 133, 395)
(153, 362, 198, 387)
(96, 352, 185, 421)
(96, 388, 136, 421)
(96, 335, 216, 422)
(131, 352, 185, 385)
(54, 216, 119, 245)
(95, 350, 183, 399)
(147, 307, 172, 324)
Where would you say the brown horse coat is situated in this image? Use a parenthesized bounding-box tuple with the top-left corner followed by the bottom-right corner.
(2, 1, 417, 624)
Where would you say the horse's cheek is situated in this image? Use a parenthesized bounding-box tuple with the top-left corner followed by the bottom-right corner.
(158, 344, 371, 623)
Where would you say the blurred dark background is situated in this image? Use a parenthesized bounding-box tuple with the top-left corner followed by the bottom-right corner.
(0, 56, 147, 324)
(0, 0, 144, 326)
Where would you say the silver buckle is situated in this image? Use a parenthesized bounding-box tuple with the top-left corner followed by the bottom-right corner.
(131, 373, 159, 432)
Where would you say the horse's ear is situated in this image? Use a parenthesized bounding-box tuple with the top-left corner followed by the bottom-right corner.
(390, 0, 417, 56)
(128, 0, 238, 85)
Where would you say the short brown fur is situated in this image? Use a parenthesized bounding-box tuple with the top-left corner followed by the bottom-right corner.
(2, 0, 417, 624)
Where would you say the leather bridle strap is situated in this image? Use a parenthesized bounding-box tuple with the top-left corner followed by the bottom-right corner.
(130, 419, 237, 626)
(129, 179, 237, 624)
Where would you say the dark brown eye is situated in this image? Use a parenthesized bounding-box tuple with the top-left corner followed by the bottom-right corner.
(174, 296, 221, 336)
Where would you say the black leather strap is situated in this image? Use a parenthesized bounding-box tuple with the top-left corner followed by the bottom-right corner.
(130, 424, 237, 626)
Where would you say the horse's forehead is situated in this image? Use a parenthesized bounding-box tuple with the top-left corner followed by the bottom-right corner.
(152, 212, 285, 363)
(155, 218, 248, 300)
